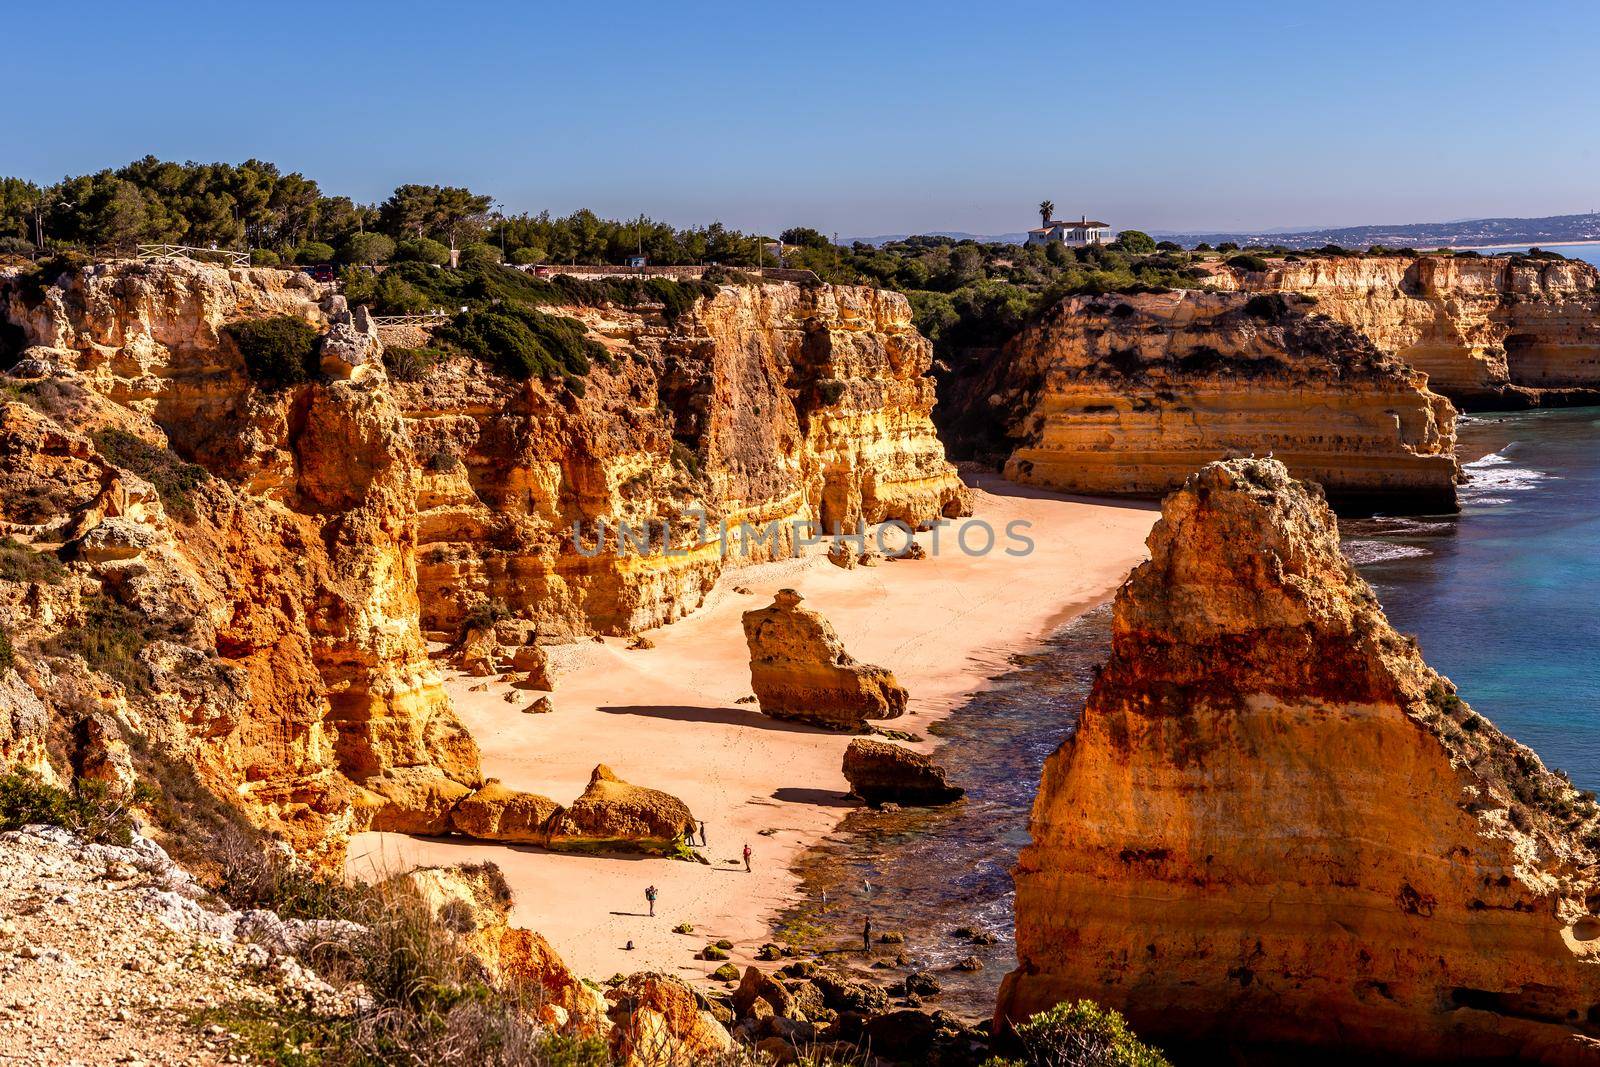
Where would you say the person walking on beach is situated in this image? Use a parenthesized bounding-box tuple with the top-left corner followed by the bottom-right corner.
(645, 884, 657, 917)
(743, 843, 752, 872)
(862, 917, 874, 956)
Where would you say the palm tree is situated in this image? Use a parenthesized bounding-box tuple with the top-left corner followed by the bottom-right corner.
(1038, 200, 1055, 227)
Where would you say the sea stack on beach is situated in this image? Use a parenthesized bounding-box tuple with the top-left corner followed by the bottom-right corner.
(742, 589, 909, 729)
(998, 458, 1600, 1064)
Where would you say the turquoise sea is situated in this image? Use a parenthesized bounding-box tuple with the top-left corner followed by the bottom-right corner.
(785, 406, 1600, 1017)
(1342, 406, 1600, 790)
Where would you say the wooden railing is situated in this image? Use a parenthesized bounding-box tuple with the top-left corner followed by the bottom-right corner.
(136, 244, 251, 267)
(370, 311, 453, 327)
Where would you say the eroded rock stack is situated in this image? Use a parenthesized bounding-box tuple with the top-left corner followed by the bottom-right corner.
(742, 590, 907, 729)
(997, 458, 1600, 1064)
(941, 290, 1459, 512)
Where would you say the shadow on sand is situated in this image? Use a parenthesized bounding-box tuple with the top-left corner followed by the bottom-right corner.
(771, 787, 858, 808)
(599, 704, 832, 735)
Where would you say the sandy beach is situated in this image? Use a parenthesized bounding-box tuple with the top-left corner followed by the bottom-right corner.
(348, 473, 1156, 984)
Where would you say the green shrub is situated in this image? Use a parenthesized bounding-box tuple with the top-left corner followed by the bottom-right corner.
(42, 591, 158, 693)
(249, 248, 281, 267)
(0, 537, 66, 585)
(1013, 999, 1170, 1067)
(90, 428, 208, 521)
(338, 232, 396, 265)
(292, 242, 336, 265)
(0, 770, 133, 846)
(458, 242, 502, 266)
(225, 316, 322, 389)
(1226, 254, 1271, 272)
(395, 237, 451, 265)
(444, 305, 600, 381)
(459, 598, 510, 638)
(508, 246, 544, 265)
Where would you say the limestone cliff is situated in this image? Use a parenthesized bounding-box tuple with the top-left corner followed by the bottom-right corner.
(997, 458, 1600, 1064)
(400, 279, 969, 638)
(1216, 254, 1600, 407)
(0, 261, 477, 861)
(0, 258, 965, 865)
(945, 290, 1458, 512)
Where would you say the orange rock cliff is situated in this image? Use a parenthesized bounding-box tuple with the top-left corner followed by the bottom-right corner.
(1216, 253, 1600, 408)
(997, 458, 1600, 1065)
(0, 259, 967, 862)
(941, 290, 1459, 512)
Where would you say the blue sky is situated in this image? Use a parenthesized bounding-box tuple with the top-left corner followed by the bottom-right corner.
(8, 0, 1599, 236)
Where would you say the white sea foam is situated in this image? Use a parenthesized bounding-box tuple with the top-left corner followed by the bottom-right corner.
(1342, 541, 1430, 565)
(1461, 449, 1552, 501)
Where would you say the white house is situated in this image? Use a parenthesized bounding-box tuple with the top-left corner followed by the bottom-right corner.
(1026, 216, 1112, 247)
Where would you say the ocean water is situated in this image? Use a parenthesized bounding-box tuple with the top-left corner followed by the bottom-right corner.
(783, 406, 1600, 1018)
(1459, 242, 1600, 266)
(1341, 406, 1600, 789)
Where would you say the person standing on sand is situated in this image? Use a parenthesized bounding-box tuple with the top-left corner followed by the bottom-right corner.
(699, 820, 707, 848)
(863, 917, 873, 955)
(645, 884, 657, 917)
(743, 843, 752, 872)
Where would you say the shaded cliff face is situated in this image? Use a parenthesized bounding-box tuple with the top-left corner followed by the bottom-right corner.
(1217, 255, 1600, 408)
(398, 280, 968, 637)
(998, 458, 1600, 1065)
(944, 290, 1458, 512)
(0, 260, 966, 862)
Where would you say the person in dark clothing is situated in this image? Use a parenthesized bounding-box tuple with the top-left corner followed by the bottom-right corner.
(699, 820, 707, 847)
(863, 917, 873, 955)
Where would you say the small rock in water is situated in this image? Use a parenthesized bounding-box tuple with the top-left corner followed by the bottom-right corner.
(952, 955, 984, 972)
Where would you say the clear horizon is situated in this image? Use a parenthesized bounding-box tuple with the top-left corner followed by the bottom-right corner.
(9, 0, 1599, 237)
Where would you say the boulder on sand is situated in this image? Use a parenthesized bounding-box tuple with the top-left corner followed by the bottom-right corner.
(741, 590, 907, 729)
(842, 738, 964, 805)
(449, 779, 563, 843)
(546, 764, 695, 853)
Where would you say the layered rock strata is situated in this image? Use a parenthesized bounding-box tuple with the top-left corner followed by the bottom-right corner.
(743, 589, 908, 729)
(946, 290, 1459, 512)
(399, 280, 970, 638)
(1216, 254, 1600, 407)
(8, 260, 926, 864)
(997, 458, 1600, 1064)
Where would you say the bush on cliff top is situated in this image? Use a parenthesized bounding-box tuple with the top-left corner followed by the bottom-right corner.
(225, 316, 322, 389)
